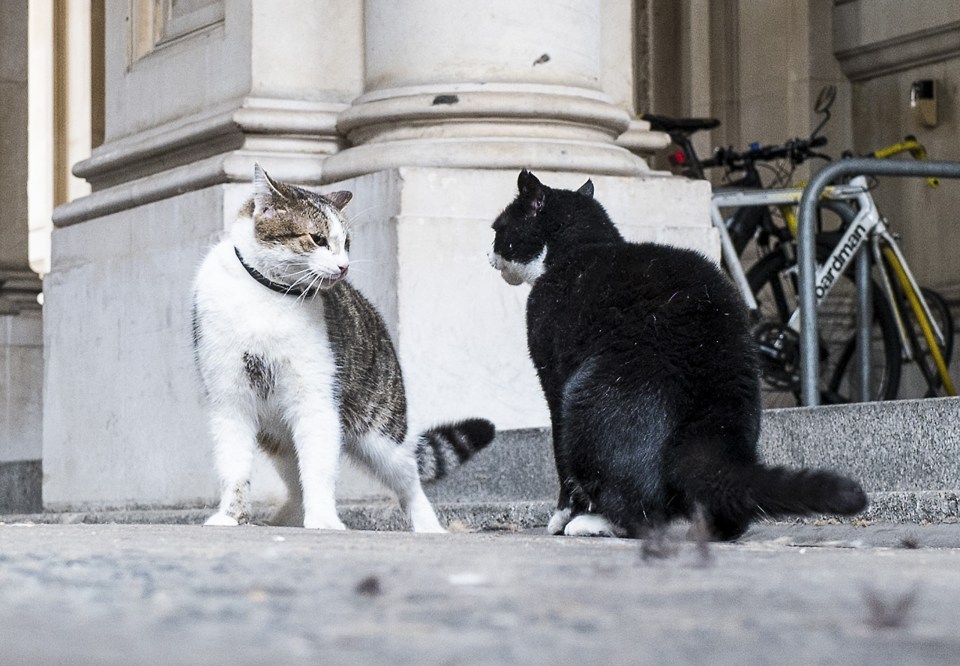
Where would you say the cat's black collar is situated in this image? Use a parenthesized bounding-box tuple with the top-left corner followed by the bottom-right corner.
(234, 247, 315, 298)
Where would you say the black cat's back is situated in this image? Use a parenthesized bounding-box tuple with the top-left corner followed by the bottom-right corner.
(528, 240, 760, 442)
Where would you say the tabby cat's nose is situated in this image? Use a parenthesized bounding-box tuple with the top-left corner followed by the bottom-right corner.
(338, 264, 349, 277)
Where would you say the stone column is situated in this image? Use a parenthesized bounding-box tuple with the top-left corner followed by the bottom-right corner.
(323, 0, 653, 181)
(44, 0, 363, 510)
(0, 0, 43, 512)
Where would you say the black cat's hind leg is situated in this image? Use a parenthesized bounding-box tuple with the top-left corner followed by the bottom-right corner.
(563, 485, 651, 538)
(563, 513, 620, 537)
(667, 434, 769, 541)
(558, 359, 671, 538)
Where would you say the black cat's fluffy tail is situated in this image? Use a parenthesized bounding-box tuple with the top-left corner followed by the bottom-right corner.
(673, 443, 867, 530)
(414, 419, 496, 483)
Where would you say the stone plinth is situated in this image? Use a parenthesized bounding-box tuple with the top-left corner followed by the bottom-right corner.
(43, 167, 711, 510)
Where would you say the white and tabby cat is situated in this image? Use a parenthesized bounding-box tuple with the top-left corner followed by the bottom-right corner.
(192, 165, 495, 531)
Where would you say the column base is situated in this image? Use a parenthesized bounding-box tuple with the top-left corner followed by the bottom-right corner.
(323, 87, 660, 183)
(322, 137, 652, 184)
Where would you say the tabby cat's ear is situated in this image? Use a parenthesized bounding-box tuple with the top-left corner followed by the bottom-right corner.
(577, 179, 594, 198)
(517, 169, 546, 215)
(324, 191, 353, 211)
(253, 163, 285, 219)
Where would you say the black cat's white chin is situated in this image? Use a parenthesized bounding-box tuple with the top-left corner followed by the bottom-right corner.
(488, 248, 546, 286)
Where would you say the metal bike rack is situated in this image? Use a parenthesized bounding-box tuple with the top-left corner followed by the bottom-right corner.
(796, 158, 960, 406)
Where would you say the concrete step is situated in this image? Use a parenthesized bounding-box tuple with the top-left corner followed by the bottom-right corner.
(759, 396, 960, 493)
(425, 396, 960, 524)
(4, 493, 959, 530)
(434, 396, 960, 492)
(5, 397, 958, 528)
(0, 502, 556, 531)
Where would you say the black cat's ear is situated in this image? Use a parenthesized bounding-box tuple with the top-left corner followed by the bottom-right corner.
(253, 163, 285, 218)
(518, 169, 538, 188)
(577, 179, 594, 198)
(324, 191, 352, 210)
(518, 169, 546, 215)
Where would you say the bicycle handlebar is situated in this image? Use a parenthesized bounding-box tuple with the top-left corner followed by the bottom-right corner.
(702, 136, 829, 170)
(869, 136, 939, 187)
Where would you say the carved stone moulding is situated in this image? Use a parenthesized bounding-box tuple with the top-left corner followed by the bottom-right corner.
(0, 269, 43, 314)
(55, 97, 346, 227)
(323, 85, 652, 183)
(835, 20, 960, 82)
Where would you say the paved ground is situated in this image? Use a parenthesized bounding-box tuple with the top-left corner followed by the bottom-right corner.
(2, 520, 959, 665)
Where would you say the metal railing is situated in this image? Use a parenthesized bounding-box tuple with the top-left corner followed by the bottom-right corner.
(796, 158, 960, 406)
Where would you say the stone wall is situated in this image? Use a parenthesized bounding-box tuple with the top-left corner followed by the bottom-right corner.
(836, 0, 960, 298)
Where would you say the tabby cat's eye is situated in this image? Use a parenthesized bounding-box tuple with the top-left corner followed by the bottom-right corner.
(311, 233, 328, 248)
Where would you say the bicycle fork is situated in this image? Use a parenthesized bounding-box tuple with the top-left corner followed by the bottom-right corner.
(871, 228, 957, 395)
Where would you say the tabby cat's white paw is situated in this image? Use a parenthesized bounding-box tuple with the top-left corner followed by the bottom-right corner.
(204, 512, 240, 527)
(564, 514, 616, 537)
(547, 508, 572, 535)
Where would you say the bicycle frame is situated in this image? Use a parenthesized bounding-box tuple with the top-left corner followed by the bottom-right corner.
(711, 176, 956, 398)
(710, 183, 866, 314)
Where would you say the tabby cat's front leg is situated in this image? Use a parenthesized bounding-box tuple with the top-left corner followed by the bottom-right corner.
(205, 408, 258, 526)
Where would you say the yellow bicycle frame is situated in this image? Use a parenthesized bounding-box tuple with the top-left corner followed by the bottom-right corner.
(882, 246, 957, 396)
(779, 138, 938, 237)
(872, 138, 940, 188)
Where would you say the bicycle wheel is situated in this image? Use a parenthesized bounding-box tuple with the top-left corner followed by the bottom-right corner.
(746, 243, 901, 408)
(898, 286, 955, 397)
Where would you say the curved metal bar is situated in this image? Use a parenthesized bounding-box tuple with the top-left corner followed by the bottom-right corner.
(796, 159, 960, 405)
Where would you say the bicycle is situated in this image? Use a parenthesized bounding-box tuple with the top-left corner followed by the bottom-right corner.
(645, 97, 955, 407)
(644, 86, 834, 303)
(765, 137, 954, 404)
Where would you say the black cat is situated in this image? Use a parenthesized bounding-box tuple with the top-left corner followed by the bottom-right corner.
(489, 170, 867, 540)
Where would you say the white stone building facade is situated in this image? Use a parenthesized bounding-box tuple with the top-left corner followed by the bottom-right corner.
(1, 0, 959, 512)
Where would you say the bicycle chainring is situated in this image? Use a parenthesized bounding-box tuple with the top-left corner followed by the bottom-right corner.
(753, 322, 802, 391)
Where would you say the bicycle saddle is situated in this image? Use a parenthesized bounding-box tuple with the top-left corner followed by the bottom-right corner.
(643, 114, 720, 133)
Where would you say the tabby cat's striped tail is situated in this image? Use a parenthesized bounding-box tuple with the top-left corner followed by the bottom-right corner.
(414, 418, 496, 483)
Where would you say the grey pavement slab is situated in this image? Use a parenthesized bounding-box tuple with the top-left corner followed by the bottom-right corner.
(1, 521, 959, 665)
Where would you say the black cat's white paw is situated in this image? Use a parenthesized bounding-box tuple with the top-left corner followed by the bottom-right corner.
(547, 508, 572, 535)
(563, 514, 616, 537)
